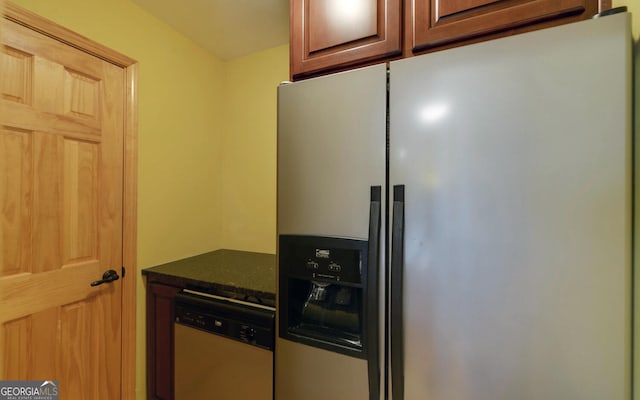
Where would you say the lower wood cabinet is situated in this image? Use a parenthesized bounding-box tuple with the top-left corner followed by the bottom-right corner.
(146, 282, 180, 400)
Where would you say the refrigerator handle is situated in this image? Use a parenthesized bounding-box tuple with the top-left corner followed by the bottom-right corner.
(366, 185, 382, 400)
(391, 185, 405, 400)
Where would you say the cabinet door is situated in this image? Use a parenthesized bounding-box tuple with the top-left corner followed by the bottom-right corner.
(409, 0, 599, 52)
(290, 0, 401, 79)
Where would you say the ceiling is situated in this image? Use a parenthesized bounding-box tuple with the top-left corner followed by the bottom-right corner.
(131, 0, 289, 61)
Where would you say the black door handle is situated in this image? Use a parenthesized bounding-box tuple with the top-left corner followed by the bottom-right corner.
(90, 269, 120, 287)
(366, 186, 381, 400)
(391, 185, 405, 400)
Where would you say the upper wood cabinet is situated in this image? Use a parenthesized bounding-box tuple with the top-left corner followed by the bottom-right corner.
(290, 0, 607, 80)
(290, 0, 402, 79)
(409, 0, 599, 52)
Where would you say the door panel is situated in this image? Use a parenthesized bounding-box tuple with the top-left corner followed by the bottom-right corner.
(410, 0, 598, 52)
(390, 14, 630, 399)
(438, 0, 500, 18)
(307, 0, 378, 52)
(290, 0, 401, 78)
(0, 127, 32, 276)
(0, 18, 124, 399)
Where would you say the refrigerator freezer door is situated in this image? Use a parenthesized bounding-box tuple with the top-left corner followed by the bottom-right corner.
(277, 64, 387, 240)
(389, 13, 631, 400)
(277, 64, 386, 400)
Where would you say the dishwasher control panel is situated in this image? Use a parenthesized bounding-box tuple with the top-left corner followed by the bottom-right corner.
(175, 292, 275, 351)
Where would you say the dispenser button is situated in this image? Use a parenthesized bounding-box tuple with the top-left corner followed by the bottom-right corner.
(306, 261, 319, 270)
(328, 262, 342, 272)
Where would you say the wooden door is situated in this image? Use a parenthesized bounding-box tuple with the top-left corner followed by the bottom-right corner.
(290, 0, 401, 79)
(409, 0, 599, 52)
(0, 17, 125, 399)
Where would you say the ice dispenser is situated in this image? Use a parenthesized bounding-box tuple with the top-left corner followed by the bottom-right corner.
(278, 235, 368, 358)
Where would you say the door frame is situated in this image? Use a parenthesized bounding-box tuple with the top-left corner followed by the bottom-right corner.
(2, 3, 139, 399)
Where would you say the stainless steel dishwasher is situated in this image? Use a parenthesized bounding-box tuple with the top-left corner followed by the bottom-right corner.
(174, 289, 275, 400)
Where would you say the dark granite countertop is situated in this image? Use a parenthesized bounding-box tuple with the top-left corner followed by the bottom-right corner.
(142, 249, 276, 307)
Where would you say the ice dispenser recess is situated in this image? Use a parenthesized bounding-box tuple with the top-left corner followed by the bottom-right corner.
(279, 235, 368, 359)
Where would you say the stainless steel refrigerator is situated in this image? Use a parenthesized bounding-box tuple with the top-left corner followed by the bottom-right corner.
(276, 12, 633, 400)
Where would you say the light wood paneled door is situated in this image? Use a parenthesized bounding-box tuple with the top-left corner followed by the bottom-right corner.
(0, 17, 125, 399)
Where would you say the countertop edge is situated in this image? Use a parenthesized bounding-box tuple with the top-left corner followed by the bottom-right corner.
(143, 269, 276, 300)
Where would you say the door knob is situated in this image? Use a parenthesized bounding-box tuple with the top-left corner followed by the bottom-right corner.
(90, 269, 120, 287)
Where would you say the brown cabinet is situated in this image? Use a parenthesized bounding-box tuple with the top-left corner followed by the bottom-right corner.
(290, 0, 608, 79)
(408, 0, 599, 52)
(290, 0, 402, 79)
(146, 282, 180, 400)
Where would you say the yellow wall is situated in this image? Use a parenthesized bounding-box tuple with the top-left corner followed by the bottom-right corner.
(220, 45, 288, 254)
(615, 0, 640, 38)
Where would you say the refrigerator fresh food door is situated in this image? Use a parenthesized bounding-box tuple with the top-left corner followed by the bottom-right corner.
(277, 64, 386, 400)
(389, 13, 631, 400)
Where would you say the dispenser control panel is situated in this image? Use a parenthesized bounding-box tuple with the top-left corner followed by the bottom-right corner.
(297, 246, 361, 284)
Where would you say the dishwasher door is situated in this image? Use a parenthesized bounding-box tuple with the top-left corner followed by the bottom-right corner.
(174, 291, 274, 400)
